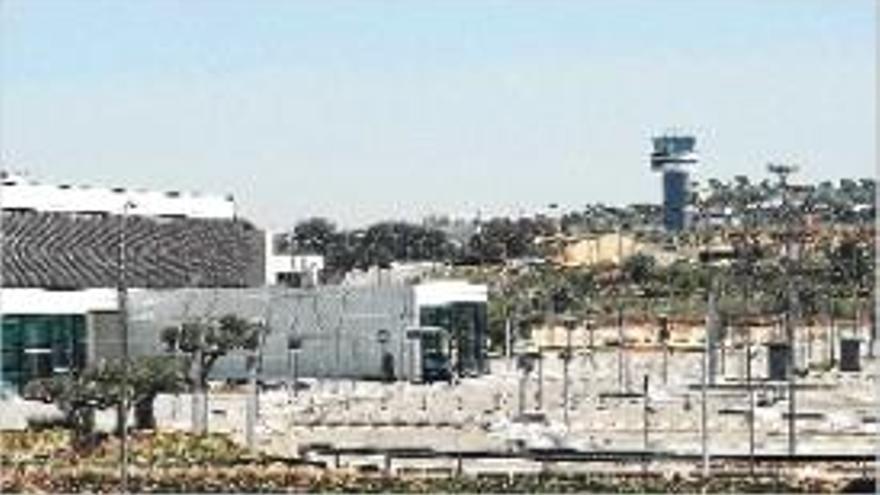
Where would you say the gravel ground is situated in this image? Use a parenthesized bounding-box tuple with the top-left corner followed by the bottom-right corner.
(143, 346, 879, 461)
(3, 342, 876, 468)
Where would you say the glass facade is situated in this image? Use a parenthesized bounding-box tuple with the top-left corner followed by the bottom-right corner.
(419, 302, 487, 376)
(1, 315, 87, 391)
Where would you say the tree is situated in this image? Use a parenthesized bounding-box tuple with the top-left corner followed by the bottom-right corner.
(24, 372, 111, 448)
(826, 237, 873, 289)
(161, 314, 267, 434)
(466, 216, 555, 263)
(621, 253, 657, 287)
(291, 217, 337, 255)
(111, 356, 187, 430)
(161, 314, 266, 390)
(22, 356, 186, 447)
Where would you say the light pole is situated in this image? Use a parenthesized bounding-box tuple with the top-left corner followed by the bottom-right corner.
(692, 184, 714, 480)
(642, 374, 650, 474)
(615, 224, 629, 393)
(505, 313, 513, 372)
(0, 170, 6, 390)
(193, 319, 209, 434)
(245, 348, 258, 451)
(516, 355, 529, 418)
(587, 317, 596, 369)
(117, 199, 136, 493)
(701, 284, 713, 480)
(535, 348, 544, 411)
(561, 316, 575, 428)
(736, 240, 757, 475)
(287, 335, 302, 397)
(746, 316, 756, 474)
(769, 162, 800, 456)
(257, 292, 272, 418)
(551, 288, 574, 426)
(659, 315, 669, 385)
(247, 318, 269, 450)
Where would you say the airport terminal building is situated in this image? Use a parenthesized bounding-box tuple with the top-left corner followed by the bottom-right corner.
(0, 174, 487, 390)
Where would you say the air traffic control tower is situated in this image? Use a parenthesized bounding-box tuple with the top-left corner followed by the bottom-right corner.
(650, 134, 698, 231)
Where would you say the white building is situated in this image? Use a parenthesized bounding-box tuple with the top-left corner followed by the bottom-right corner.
(1, 172, 236, 219)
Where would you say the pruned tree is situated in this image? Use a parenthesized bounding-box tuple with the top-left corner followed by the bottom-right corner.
(161, 314, 267, 433)
(161, 314, 266, 390)
(23, 356, 186, 448)
(23, 372, 111, 449)
(98, 356, 188, 430)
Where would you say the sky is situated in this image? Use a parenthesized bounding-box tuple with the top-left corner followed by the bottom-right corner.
(0, 0, 875, 229)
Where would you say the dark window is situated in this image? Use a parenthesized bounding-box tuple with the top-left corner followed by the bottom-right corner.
(1, 315, 87, 391)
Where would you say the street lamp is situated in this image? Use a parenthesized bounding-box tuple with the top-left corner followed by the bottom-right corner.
(658, 314, 670, 385)
(615, 223, 629, 393)
(0, 171, 6, 391)
(245, 348, 258, 451)
(768, 162, 800, 456)
(117, 199, 136, 493)
(559, 315, 576, 428)
(585, 316, 596, 369)
(642, 373, 651, 473)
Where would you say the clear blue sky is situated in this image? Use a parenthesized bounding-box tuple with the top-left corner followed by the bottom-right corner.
(1, 0, 875, 228)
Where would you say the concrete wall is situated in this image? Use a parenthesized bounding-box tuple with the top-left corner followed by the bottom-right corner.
(126, 285, 419, 381)
(87, 310, 123, 364)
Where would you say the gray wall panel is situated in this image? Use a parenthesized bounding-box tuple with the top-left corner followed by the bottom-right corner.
(126, 285, 417, 381)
